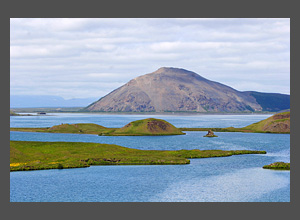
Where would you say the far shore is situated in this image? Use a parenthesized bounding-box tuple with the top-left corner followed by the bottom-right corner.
(11, 108, 275, 116)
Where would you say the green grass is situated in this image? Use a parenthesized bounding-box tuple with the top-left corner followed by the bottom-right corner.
(10, 140, 266, 171)
(263, 162, 290, 170)
(179, 127, 253, 133)
(242, 111, 290, 133)
(11, 123, 116, 135)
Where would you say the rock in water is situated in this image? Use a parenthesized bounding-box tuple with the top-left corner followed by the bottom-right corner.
(85, 67, 290, 113)
(204, 130, 218, 137)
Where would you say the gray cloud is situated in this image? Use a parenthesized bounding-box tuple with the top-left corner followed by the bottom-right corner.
(10, 18, 290, 99)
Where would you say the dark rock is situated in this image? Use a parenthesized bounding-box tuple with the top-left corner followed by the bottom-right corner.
(204, 130, 218, 137)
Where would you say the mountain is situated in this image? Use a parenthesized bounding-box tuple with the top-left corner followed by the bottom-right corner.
(244, 91, 290, 112)
(10, 95, 98, 108)
(85, 67, 290, 113)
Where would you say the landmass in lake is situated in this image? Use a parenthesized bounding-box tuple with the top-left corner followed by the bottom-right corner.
(85, 67, 290, 113)
(180, 111, 290, 134)
(101, 118, 185, 136)
(11, 118, 185, 136)
(10, 140, 266, 171)
(263, 162, 290, 170)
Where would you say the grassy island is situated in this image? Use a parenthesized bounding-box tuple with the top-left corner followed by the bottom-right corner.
(10, 123, 115, 135)
(102, 118, 184, 136)
(10, 140, 266, 171)
(263, 162, 290, 170)
(11, 118, 185, 136)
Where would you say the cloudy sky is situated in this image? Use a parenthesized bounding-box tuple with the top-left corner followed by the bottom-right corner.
(10, 18, 290, 99)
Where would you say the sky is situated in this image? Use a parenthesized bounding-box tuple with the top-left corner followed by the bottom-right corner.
(10, 18, 290, 99)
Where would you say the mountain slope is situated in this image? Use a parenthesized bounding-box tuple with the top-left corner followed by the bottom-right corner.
(244, 91, 290, 112)
(85, 67, 289, 112)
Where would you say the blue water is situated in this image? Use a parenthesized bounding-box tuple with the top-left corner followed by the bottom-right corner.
(10, 114, 290, 202)
(10, 113, 272, 128)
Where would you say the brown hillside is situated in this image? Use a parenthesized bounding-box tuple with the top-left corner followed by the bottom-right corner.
(86, 67, 263, 112)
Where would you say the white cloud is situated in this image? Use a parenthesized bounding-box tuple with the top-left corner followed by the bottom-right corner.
(10, 18, 290, 99)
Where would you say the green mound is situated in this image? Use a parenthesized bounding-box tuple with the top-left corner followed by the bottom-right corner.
(180, 112, 290, 134)
(105, 118, 185, 136)
(10, 140, 266, 171)
(48, 123, 110, 134)
(11, 123, 113, 134)
(263, 162, 290, 170)
(242, 111, 290, 133)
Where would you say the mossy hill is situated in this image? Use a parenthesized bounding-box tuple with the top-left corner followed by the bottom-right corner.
(11, 118, 184, 136)
(11, 123, 113, 134)
(263, 162, 290, 170)
(10, 140, 266, 171)
(242, 111, 290, 133)
(103, 118, 185, 136)
(180, 112, 290, 134)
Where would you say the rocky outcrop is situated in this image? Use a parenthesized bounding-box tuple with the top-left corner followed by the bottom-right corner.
(243, 111, 290, 133)
(262, 112, 290, 133)
(203, 130, 218, 137)
(85, 67, 289, 113)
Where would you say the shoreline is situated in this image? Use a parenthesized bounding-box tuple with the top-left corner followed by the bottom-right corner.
(10, 108, 276, 116)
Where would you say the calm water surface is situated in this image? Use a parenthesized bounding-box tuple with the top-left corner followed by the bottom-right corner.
(10, 114, 290, 202)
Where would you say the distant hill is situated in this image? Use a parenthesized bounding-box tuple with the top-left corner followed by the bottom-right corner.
(10, 95, 98, 108)
(85, 67, 290, 113)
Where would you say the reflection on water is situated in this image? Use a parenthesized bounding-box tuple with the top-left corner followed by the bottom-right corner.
(150, 167, 290, 202)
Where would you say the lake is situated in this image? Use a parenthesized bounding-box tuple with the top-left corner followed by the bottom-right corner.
(10, 113, 290, 202)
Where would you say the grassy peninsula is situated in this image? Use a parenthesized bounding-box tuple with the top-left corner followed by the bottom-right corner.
(10, 140, 266, 171)
(180, 112, 290, 134)
(263, 162, 290, 170)
(10, 123, 114, 134)
(11, 118, 185, 136)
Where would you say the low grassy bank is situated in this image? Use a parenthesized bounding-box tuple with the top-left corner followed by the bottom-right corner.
(10, 118, 185, 136)
(11, 123, 115, 135)
(263, 162, 290, 170)
(180, 112, 290, 134)
(10, 141, 266, 171)
(179, 127, 290, 134)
